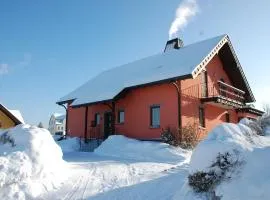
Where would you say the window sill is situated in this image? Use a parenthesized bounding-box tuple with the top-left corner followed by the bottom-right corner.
(149, 126, 160, 129)
(116, 122, 124, 125)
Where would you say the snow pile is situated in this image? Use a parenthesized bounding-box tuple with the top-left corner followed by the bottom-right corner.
(95, 135, 191, 164)
(0, 124, 68, 200)
(57, 137, 80, 153)
(177, 120, 270, 200)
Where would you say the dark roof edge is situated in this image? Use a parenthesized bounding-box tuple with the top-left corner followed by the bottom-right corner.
(56, 99, 75, 106)
(225, 36, 256, 102)
(70, 74, 193, 108)
(0, 104, 22, 125)
(237, 106, 264, 116)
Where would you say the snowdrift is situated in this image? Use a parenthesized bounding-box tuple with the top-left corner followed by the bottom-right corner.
(95, 135, 191, 164)
(177, 119, 270, 200)
(0, 125, 68, 200)
(56, 137, 80, 153)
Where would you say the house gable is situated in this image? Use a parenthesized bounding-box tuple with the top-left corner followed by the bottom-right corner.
(191, 35, 255, 103)
(0, 104, 22, 128)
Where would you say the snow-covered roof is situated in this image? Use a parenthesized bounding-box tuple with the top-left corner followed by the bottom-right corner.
(51, 113, 66, 123)
(9, 110, 25, 124)
(52, 113, 65, 119)
(0, 103, 25, 124)
(58, 34, 250, 106)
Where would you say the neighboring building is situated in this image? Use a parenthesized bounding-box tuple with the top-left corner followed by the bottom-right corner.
(0, 103, 25, 129)
(57, 34, 264, 141)
(48, 113, 66, 135)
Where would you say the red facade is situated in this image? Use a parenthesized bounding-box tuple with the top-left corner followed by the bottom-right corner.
(65, 54, 262, 141)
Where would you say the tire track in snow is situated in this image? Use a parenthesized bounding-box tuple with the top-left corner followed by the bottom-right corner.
(63, 163, 95, 200)
(62, 174, 84, 200)
(82, 165, 97, 199)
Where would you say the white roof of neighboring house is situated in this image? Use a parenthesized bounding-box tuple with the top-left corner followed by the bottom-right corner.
(51, 113, 66, 123)
(9, 110, 25, 124)
(58, 34, 254, 106)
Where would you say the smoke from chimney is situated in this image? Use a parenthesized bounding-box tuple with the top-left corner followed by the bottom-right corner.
(169, 0, 198, 39)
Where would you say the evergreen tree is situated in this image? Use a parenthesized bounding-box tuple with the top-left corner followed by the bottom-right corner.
(37, 122, 44, 128)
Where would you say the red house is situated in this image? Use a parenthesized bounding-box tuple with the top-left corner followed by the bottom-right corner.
(57, 35, 263, 141)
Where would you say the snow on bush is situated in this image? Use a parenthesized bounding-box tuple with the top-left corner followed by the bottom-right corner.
(0, 124, 68, 200)
(95, 135, 191, 164)
(176, 120, 270, 200)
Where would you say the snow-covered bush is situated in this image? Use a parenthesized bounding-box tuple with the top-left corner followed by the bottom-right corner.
(0, 125, 68, 200)
(0, 131, 15, 147)
(188, 151, 243, 194)
(177, 121, 270, 200)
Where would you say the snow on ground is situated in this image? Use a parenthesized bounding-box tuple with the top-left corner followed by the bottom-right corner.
(42, 135, 191, 200)
(176, 119, 270, 200)
(2, 119, 270, 200)
(0, 125, 68, 200)
(95, 135, 190, 164)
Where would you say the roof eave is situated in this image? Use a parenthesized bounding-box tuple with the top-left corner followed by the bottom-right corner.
(56, 99, 75, 105)
(70, 74, 193, 108)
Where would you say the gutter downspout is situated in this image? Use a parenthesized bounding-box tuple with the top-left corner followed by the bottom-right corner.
(84, 106, 88, 142)
(171, 81, 182, 144)
(58, 104, 68, 138)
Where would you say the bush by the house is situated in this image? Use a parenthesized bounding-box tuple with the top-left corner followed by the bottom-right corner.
(180, 123, 200, 149)
(161, 127, 176, 146)
(0, 131, 15, 147)
(161, 124, 199, 148)
(188, 151, 243, 194)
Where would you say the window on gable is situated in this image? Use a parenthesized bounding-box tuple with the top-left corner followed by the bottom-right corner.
(199, 107, 205, 127)
(95, 113, 100, 125)
(150, 105, 160, 128)
(118, 110, 125, 123)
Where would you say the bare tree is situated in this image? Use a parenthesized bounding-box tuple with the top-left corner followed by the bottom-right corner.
(262, 103, 270, 116)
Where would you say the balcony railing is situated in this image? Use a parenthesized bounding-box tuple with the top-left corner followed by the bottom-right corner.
(202, 81, 245, 104)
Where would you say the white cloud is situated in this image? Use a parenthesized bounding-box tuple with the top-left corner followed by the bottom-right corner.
(0, 63, 8, 75)
(169, 0, 199, 39)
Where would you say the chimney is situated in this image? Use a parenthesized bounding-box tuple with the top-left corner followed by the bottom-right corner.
(164, 38, 184, 52)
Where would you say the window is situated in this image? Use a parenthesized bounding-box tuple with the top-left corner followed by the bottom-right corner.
(95, 113, 100, 125)
(199, 107, 205, 127)
(150, 105, 160, 127)
(118, 110, 125, 123)
(225, 113, 230, 123)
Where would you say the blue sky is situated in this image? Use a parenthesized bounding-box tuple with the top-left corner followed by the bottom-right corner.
(0, 0, 270, 127)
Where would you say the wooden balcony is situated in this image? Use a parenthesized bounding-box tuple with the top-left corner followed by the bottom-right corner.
(201, 81, 245, 108)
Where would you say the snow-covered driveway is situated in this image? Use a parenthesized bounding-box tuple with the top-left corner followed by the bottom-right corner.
(42, 151, 190, 200)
